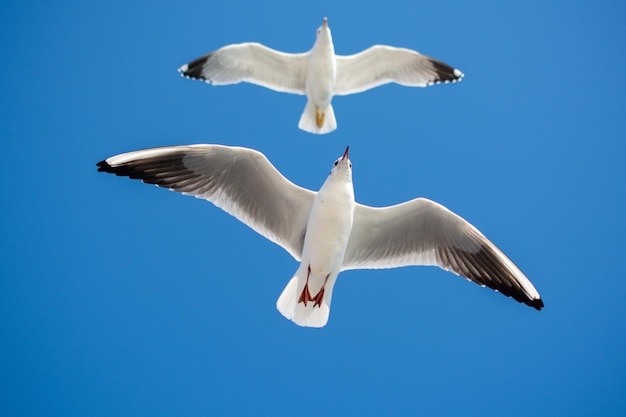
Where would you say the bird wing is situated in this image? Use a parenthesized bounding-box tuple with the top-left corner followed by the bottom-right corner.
(334, 45, 463, 96)
(341, 198, 543, 309)
(97, 145, 316, 261)
(179, 42, 308, 95)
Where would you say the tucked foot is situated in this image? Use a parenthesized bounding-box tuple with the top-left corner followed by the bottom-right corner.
(298, 265, 313, 306)
(312, 274, 330, 308)
(298, 283, 313, 306)
(316, 108, 325, 128)
(312, 287, 325, 308)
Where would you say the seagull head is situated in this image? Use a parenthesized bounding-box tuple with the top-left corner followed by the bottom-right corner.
(329, 145, 352, 178)
(315, 17, 333, 45)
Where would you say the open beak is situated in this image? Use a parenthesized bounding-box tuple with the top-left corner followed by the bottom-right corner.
(323, 17, 328, 28)
(342, 145, 349, 161)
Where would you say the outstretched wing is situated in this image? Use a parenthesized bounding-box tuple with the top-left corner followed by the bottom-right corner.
(179, 42, 308, 95)
(97, 145, 315, 260)
(335, 45, 463, 95)
(342, 198, 543, 310)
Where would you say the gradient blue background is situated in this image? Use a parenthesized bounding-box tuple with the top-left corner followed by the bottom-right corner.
(2, 1, 625, 416)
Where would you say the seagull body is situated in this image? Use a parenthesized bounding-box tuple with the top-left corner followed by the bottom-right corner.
(301, 19, 337, 133)
(278, 147, 354, 326)
(179, 18, 463, 134)
(97, 145, 543, 327)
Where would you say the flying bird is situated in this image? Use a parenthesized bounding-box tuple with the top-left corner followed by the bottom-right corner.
(178, 18, 464, 134)
(97, 145, 542, 327)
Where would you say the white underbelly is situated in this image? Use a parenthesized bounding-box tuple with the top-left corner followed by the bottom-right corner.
(305, 56, 336, 107)
(303, 198, 353, 276)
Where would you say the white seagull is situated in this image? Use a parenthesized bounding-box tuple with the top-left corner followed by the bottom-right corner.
(178, 17, 464, 135)
(97, 145, 543, 327)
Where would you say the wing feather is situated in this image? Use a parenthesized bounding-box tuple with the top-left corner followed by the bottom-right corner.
(342, 198, 543, 309)
(97, 145, 315, 261)
(179, 43, 308, 95)
(335, 45, 463, 96)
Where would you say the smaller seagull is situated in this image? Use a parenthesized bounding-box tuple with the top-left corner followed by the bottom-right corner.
(179, 17, 463, 135)
(97, 145, 542, 327)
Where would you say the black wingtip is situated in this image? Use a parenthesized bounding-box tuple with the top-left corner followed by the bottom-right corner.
(96, 159, 113, 173)
(427, 57, 464, 85)
(530, 298, 544, 311)
(179, 53, 212, 81)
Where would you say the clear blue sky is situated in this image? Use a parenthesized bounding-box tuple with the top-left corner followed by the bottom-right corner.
(1, 0, 625, 416)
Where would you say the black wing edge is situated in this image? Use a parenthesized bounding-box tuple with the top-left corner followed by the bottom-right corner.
(425, 57, 464, 85)
(96, 152, 196, 188)
(97, 159, 115, 173)
(442, 245, 544, 311)
(97, 158, 151, 181)
(178, 53, 212, 81)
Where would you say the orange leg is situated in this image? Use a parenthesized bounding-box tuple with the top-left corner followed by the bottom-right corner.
(298, 266, 313, 306)
(315, 108, 325, 128)
(312, 274, 330, 308)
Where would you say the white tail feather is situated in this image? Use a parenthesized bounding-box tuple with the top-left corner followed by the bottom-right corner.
(298, 100, 337, 134)
(276, 268, 335, 328)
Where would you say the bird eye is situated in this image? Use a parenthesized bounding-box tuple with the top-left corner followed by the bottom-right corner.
(349, 163, 352, 168)
(334, 160, 338, 166)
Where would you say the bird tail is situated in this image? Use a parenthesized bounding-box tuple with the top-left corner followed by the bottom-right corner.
(276, 268, 334, 328)
(298, 100, 337, 134)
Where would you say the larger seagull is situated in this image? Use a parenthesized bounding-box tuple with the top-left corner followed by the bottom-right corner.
(179, 18, 463, 134)
(97, 145, 542, 327)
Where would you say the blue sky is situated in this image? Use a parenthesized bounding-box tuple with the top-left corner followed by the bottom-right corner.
(1, 0, 625, 416)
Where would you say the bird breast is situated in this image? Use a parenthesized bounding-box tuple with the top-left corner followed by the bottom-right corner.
(302, 184, 354, 275)
(305, 47, 337, 106)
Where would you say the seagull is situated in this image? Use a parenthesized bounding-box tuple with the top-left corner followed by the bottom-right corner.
(178, 17, 464, 135)
(97, 145, 543, 327)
